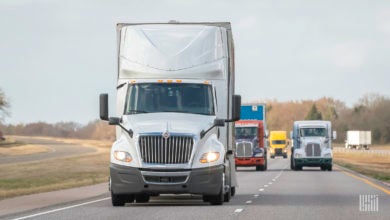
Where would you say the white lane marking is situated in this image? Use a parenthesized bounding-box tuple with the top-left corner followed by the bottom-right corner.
(235, 208, 244, 213)
(268, 182, 272, 185)
(254, 194, 259, 197)
(272, 179, 276, 181)
(264, 185, 268, 187)
(12, 197, 110, 220)
(246, 200, 252, 204)
(259, 188, 264, 191)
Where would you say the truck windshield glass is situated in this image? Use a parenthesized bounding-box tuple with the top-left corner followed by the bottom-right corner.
(236, 127, 257, 139)
(272, 140, 286, 145)
(124, 83, 214, 115)
(299, 128, 327, 137)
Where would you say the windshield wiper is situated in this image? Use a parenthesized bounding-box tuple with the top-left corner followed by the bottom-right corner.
(127, 110, 149, 114)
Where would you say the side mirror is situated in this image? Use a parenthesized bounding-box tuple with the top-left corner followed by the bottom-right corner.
(332, 131, 337, 140)
(109, 117, 121, 125)
(214, 119, 225, 127)
(290, 131, 293, 139)
(100, 93, 109, 121)
(265, 130, 269, 138)
(232, 95, 241, 121)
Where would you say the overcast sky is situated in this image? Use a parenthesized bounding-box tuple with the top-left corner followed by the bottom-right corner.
(1, 0, 389, 124)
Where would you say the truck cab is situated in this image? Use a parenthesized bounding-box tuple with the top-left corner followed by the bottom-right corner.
(234, 104, 267, 171)
(100, 22, 241, 206)
(269, 131, 288, 159)
(290, 120, 336, 171)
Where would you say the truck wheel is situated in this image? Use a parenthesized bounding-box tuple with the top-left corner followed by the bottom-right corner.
(135, 194, 150, 203)
(231, 186, 236, 197)
(256, 165, 261, 171)
(111, 191, 126, 206)
(202, 195, 210, 202)
(271, 155, 275, 159)
(283, 154, 287, 159)
(209, 187, 224, 205)
(327, 165, 332, 171)
(320, 166, 326, 171)
(294, 166, 302, 171)
(224, 187, 231, 202)
(290, 158, 294, 170)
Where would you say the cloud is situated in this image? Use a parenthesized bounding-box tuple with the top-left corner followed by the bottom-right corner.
(321, 41, 371, 70)
(235, 15, 258, 30)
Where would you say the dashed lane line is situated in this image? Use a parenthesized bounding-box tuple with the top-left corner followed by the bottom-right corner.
(234, 208, 244, 213)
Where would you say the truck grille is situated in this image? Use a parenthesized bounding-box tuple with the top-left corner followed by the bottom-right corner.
(236, 142, 253, 157)
(139, 135, 194, 164)
(305, 143, 321, 157)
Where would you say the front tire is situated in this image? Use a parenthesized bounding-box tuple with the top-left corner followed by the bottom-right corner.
(231, 186, 236, 197)
(111, 191, 126, 207)
(209, 187, 224, 205)
(327, 165, 333, 171)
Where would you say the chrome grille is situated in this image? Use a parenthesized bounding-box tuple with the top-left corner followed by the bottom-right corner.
(139, 135, 194, 164)
(305, 143, 321, 157)
(236, 142, 253, 157)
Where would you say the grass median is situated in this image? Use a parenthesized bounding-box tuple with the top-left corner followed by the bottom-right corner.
(333, 146, 390, 184)
(0, 137, 111, 200)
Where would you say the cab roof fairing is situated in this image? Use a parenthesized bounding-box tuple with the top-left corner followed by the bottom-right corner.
(117, 24, 229, 80)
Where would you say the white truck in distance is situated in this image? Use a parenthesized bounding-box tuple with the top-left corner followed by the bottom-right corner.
(290, 120, 336, 171)
(99, 22, 241, 206)
(345, 131, 371, 150)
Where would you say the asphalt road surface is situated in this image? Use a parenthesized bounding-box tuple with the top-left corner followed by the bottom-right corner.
(0, 137, 96, 164)
(3, 157, 390, 220)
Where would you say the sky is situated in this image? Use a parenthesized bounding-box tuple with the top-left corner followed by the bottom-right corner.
(1, 0, 389, 124)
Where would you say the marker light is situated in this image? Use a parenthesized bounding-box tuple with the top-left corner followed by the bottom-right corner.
(200, 152, 220, 163)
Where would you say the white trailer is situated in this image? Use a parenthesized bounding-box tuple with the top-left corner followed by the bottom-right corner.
(345, 131, 371, 150)
(99, 22, 241, 206)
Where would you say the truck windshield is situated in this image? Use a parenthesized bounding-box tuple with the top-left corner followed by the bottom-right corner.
(124, 83, 214, 115)
(236, 127, 257, 139)
(299, 128, 327, 137)
(272, 140, 286, 145)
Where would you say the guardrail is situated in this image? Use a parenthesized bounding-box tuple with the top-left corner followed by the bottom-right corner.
(333, 147, 390, 155)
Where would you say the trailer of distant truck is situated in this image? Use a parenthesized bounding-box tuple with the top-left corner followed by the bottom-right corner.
(345, 131, 371, 150)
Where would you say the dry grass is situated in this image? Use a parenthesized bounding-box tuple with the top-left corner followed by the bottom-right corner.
(0, 137, 111, 200)
(334, 150, 390, 183)
(0, 144, 51, 156)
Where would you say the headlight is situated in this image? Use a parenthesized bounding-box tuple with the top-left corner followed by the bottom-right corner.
(294, 153, 303, 158)
(254, 148, 264, 157)
(114, 151, 132, 162)
(324, 153, 332, 158)
(254, 152, 264, 157)
(200, 152, 220, 163)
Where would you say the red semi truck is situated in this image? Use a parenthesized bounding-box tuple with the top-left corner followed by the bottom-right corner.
(235, 105, 267, 171)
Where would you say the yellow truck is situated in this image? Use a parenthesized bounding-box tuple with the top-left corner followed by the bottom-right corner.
(269, 131, 288, 159)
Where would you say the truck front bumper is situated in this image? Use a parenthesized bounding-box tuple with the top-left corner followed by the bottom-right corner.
(235, 157, 264, 166)
(110, 163, 223, 195)
(294, 158, 332, 167)
(271, 148, 287, 157)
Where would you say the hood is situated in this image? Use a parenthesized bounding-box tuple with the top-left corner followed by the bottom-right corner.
(122, 112, 215, 136)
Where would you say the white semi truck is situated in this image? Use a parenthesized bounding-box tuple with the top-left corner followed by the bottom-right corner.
(99, 22, 241, 206)
(345, 130, 371, 150)
(290, 121, 336, 171)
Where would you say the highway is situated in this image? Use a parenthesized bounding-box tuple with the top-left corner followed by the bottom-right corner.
(3, 157, 389, 220)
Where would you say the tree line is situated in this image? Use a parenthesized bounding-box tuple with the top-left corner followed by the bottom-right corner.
(0, 87, 389, 144)
(263, 93, 390, 144)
